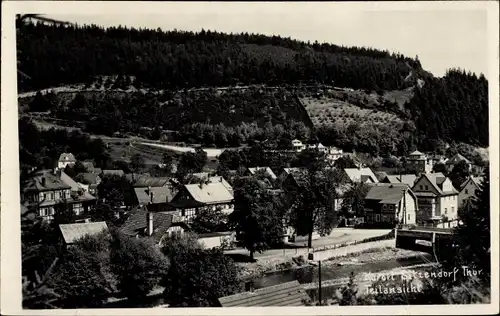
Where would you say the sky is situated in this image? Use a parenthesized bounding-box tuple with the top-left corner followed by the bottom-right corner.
(42, 2, 489, 78)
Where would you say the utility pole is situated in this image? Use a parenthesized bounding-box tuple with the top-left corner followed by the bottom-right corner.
(318, 260, 322, 305)
(402, 188, 407, 225)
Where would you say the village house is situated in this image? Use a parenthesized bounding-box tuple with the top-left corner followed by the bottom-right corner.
(133, 186, 175, 213)
(326, 146, 344, 162)
(22, 169, 96, 222)
(445, 153, 473, 173)
(130, 175, 171, 188)
(306, 142, 328, 154)
(343, 167, 379, 184)
(291, 139, 306, 152)
(119, 207, 187, 246)
(363, 183, 417, 227)
(406, 150, 433, 174)
(458, 176, 484, 207)
(57, 153, 77, 169)
(74, 172, 101, 196)
(245, 167, 278, 181)
(381, 174, 417, 187)
(169, 181, 234, 222)
(58, 221, 109, 247)
(411, 173, 459, 224)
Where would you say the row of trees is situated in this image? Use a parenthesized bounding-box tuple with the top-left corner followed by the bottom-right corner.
(22, 221, 241, 308)
(17, 21, 420, 92)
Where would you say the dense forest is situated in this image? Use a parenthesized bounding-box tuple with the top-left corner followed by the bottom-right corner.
(17, 20, 489, 152)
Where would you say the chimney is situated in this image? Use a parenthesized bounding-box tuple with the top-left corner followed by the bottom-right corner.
(150, 192, 155, 204)
(147, 212, 154, 236)
(147, 185, 151, 194)
(245, 281, 254, 292)
(41, 177, 46, 186)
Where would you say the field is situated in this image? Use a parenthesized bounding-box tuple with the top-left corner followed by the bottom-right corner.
(301, 97, 405, 129)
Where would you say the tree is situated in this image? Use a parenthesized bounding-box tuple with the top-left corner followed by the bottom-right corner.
(162, 152, 175, 173)
(53, 201, 76, 225)
(97, 175, 134, 208)
(160, 232, 203, 258)
(47, 232, 116, 308)
(341, 182, 370, 219)
(176, 149, 207, 177)
(190, 207, 229, 234)
(130, 153, 145, 172)
(230, 177, 285, 261)
(448, 160, 471, 190)
(433, 162, 447, 174)
(339, 272, 360, 306)
(446, 166, 490, 285)
(334, 156, 357, 169)
(109, 232, 169, 299)
(287, 149, 344, 247)
(161, 248, 240, 307)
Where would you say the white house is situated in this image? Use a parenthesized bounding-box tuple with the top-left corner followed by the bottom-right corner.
(57, 153, 77, 169)
(458, 176, 483, 207)
(412, 173, 459, 224)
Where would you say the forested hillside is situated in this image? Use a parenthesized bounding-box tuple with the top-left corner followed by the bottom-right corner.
(17, 20, 489, 154)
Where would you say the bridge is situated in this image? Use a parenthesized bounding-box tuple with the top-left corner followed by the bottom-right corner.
(395, 226, 456, 261)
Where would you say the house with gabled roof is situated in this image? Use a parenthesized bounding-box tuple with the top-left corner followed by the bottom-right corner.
(445, 153, 473, 173)
(245, 167, 277, 180)
(59, 221, 109, 246)
(406, 150, 433, 174)
(133, 186, 175, 213)
(169, 182, 234, 222)
(22, 169, 96, 222)
(458, 176, 484, 207)
(411, 172, 459, 224)
(74, 172, 101, 196)
(57, 153, 77, 169)
(343, 167, 379, 184)
(363, 183, 417, 227)
(119, 206, 187, 246)
(382, 174, 417, 187)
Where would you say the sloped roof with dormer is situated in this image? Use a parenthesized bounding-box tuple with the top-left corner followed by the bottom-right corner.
(183, 182, 234, 205)
(23, 169, 71, 192)
(365, 183, 414, 204)
(134, 186, 174, 205)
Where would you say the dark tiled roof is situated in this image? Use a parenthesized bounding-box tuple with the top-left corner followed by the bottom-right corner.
(365, 183, 410, 204)
(119, 207, 178, 243)
(218, 281, 311, 307)
(23, 170, 71, 192)
(132, 176, 170, 188)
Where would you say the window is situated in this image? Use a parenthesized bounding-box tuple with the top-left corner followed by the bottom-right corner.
(375, 214, 381, 222)
(445, 208, 447, 215)
(452, 207, 454, 213)
(425, 185, 429, 190)
(419, 185, 423, 190)
(408, 214, 411, 220)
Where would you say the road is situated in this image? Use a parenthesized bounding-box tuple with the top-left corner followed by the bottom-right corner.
(225, 228, 392, 260)
(139, 142, 227, 158)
